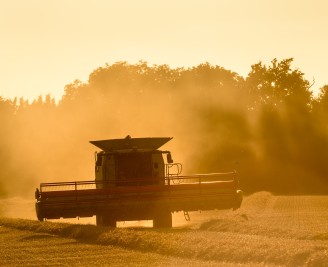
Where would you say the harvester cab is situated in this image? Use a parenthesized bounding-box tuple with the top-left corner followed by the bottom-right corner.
(35, 136, 242, 228)
(91, 136, 179, 187)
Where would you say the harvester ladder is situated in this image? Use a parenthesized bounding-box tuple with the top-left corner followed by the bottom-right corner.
(184, 211, 190, 221)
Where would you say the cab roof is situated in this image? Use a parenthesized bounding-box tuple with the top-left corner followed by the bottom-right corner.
(90, 136, 172, 152)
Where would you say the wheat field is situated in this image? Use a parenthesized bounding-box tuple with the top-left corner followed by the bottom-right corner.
(0, 192, 328, 266)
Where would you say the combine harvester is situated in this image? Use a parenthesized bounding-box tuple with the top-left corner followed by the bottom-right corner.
(35, 136, 243, 227)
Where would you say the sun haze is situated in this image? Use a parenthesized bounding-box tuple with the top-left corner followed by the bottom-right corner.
(0, 0, 327, 101)
(1, 3, 328, 266)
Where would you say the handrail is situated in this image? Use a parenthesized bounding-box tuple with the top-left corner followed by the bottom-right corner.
(165, 163, 183, 177)
(165, 171, 237, 185)
(39, 171, 237, 193)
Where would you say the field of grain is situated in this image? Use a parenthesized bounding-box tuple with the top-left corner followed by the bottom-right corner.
(1, 192, 328, 266)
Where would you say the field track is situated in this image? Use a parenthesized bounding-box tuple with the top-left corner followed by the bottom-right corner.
(0, 192, 328, 266)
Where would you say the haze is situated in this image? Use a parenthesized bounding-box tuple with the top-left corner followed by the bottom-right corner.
(1, 0, 328, 101)
(0, 0, 328, 198)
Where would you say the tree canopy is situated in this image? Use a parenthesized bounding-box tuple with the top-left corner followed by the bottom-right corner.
(0, 58, 327, 197)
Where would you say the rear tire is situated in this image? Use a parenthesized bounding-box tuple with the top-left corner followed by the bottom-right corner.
(233, 190, 243, 210)
(35, 202, 44, 221)
(153, 210, 172, 228)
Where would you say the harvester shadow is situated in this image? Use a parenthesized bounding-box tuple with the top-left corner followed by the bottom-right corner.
(53, 223, 195, 246)
(20, 233, 58, 241)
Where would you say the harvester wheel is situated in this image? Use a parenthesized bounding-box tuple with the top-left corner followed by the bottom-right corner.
(35, 203, 44, 221)
(233, 190, 243, 210)
(153, 210, 172, 228)
(96, 214, 116, 227)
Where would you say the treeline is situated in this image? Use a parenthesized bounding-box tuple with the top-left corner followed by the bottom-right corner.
(0, 59, 328, 197)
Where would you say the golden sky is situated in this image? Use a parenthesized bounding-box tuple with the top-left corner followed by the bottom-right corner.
(1, 0, 327, 101)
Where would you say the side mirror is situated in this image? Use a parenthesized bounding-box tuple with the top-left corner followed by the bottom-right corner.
(167, 153, 173, 164)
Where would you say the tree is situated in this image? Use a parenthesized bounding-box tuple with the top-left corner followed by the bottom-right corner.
(246, 58, 312, 111)
(314, 85, 328, 115)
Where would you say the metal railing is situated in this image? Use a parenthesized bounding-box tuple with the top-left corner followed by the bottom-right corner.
(39, 171, 237, 193)
(164, 171, 237, 185)
(39, 180, 98, 192)
(165, 163, 183, 177)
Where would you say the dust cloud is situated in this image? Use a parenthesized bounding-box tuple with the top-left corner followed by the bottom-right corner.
(0, 197, 35, 219)
(0, 62, 243, 199)
(0, 59, 327, 204)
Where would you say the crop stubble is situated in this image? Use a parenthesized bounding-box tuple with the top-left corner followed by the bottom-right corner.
(0, 192, 327, 266)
